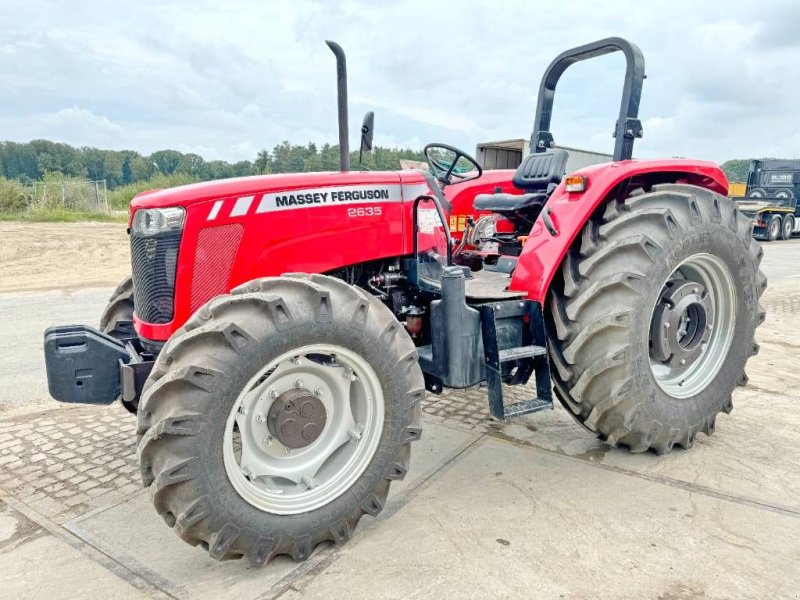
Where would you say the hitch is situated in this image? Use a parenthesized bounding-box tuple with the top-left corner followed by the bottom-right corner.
(43, 325, 152, 406)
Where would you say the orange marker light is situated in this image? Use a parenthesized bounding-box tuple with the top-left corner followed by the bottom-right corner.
(564, 175, 587, 193)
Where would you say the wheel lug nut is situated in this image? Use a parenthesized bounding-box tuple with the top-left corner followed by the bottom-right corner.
(269, 388, 279, 399)
(295, 378, 304, 388)
(256, 413, 266, 423)
(284, 446, 292, 454)
(301, 475, 317, 489)
(262, 435, 273, 447)
(314, 387, 323, 397)
(680, 359, 686, 365)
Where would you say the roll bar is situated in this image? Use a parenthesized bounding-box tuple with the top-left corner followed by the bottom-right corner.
(530, 37, 646, 162)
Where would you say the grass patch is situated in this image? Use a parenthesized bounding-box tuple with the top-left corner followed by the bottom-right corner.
(108, 173, 199, 210)
(0, 209, 127, 223)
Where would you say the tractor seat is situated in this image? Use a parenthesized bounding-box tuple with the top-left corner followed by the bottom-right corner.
(473, 192, 547, 213)
(471, 148, 570, 217)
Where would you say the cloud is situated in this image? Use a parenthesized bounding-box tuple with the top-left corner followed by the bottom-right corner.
(0, 0, 798, 163)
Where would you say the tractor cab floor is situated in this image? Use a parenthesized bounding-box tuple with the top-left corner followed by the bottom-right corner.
(464, 268, 527, 301)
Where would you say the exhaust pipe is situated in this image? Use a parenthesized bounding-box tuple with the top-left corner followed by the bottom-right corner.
(326, 40, 350, 172)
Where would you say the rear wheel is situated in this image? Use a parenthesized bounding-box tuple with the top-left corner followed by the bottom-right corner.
(548, 184, 765, 453)
(781, 215, 794, 240)
(136, 274, 423, 565)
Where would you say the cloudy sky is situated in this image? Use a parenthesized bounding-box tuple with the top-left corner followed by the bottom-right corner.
(1, 0, 798, 164)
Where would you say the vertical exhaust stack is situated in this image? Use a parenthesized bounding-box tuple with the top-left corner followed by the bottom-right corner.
(326, 40, 350, 171)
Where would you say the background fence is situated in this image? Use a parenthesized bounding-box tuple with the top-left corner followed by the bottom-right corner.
(32, 180, 109, 213)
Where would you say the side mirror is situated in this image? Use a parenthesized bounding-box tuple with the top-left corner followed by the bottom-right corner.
(358, 111, 375, 170)
(360, 111, 374, 152)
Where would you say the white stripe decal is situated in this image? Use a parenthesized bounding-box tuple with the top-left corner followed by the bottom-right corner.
(207, 200, 224, 220)
(230, 195, 254, 217)
(401, 182, 431, 202)
(255, 184, 403, 213)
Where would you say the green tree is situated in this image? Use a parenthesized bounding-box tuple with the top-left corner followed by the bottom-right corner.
(720, 159, 751, 182)
(151, 150, 183, 175)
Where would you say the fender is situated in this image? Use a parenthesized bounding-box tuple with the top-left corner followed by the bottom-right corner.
(510, 158, 729, 303)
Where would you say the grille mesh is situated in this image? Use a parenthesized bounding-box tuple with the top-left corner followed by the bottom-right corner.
(190, 223, 243, 312)
(131, 231, 181, 324)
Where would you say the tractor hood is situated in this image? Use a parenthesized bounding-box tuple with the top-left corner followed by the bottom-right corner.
(129, 170, 416, 213)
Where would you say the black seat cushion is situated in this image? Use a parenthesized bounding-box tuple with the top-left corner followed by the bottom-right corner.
(512, 148, 569, 191)
(473, 192, 547, 213)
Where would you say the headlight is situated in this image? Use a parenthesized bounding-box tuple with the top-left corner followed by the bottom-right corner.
(131, 207, 185, 237)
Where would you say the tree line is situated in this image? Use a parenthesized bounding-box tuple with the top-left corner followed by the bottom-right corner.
(0, 138, 756, 189)
(0, 139, 427, 189)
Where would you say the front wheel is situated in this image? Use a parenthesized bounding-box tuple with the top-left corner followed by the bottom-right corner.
(99, 276, 135, 338)
(548, 184, 766, 453)
(136, 274, 423, 565)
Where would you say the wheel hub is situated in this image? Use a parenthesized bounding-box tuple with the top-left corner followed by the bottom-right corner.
(650, 280, 714, 369)
(267, 389, 327, 449)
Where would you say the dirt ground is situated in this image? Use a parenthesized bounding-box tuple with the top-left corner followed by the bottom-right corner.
(0, 222, 130, 293)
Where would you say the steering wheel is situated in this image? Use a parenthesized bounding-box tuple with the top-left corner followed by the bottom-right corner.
(423, 143, 483, 187)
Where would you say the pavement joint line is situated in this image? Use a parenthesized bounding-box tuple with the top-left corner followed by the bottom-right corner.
(742, 384, 799, 400)
(64, 487, 148, 526)
(0, 489, 177, 600)
(259, 430, 487, 600)
(65, 521, 189, 600)
(477, 428, 800, 521)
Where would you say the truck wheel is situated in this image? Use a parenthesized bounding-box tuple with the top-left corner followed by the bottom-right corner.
(99, 276, 135, 338)
(766, 214, 781, 241)
(748, 187, 766, 199)
(781, 215, 794, 240)
(548, 184, 766, 454)
(136, 274, 423, 565)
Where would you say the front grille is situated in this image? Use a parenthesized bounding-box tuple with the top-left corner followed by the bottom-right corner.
(131, 230, 181, 324)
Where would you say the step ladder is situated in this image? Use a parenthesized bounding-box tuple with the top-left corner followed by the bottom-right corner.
(479, 300, 553, 420)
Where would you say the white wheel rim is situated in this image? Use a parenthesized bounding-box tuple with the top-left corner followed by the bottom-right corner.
(649, 253, 737, 399)
(223, 344, 384, 515)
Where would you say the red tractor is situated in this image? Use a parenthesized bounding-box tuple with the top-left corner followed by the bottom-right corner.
(44, 38, 765, 565)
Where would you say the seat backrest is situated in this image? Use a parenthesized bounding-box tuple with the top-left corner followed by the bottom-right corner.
(512, 148, 569, 192)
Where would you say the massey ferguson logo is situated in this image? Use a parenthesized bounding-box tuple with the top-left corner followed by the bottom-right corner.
(256, 184, 401, 214)
(205, 184, 411, 221)
(274, 188, 390, 207)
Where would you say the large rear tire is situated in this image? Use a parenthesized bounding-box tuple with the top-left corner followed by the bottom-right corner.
(548, 184, 766, 454)
(136, 274, 424, 565)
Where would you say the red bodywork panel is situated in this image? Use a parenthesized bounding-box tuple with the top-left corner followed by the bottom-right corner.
(130, 169, 517, 341)
(510, 159, 728, 302)
(129, 159, 727, 341)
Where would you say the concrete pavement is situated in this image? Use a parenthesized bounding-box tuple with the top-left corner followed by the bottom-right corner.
(0, 241, 799, 598)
